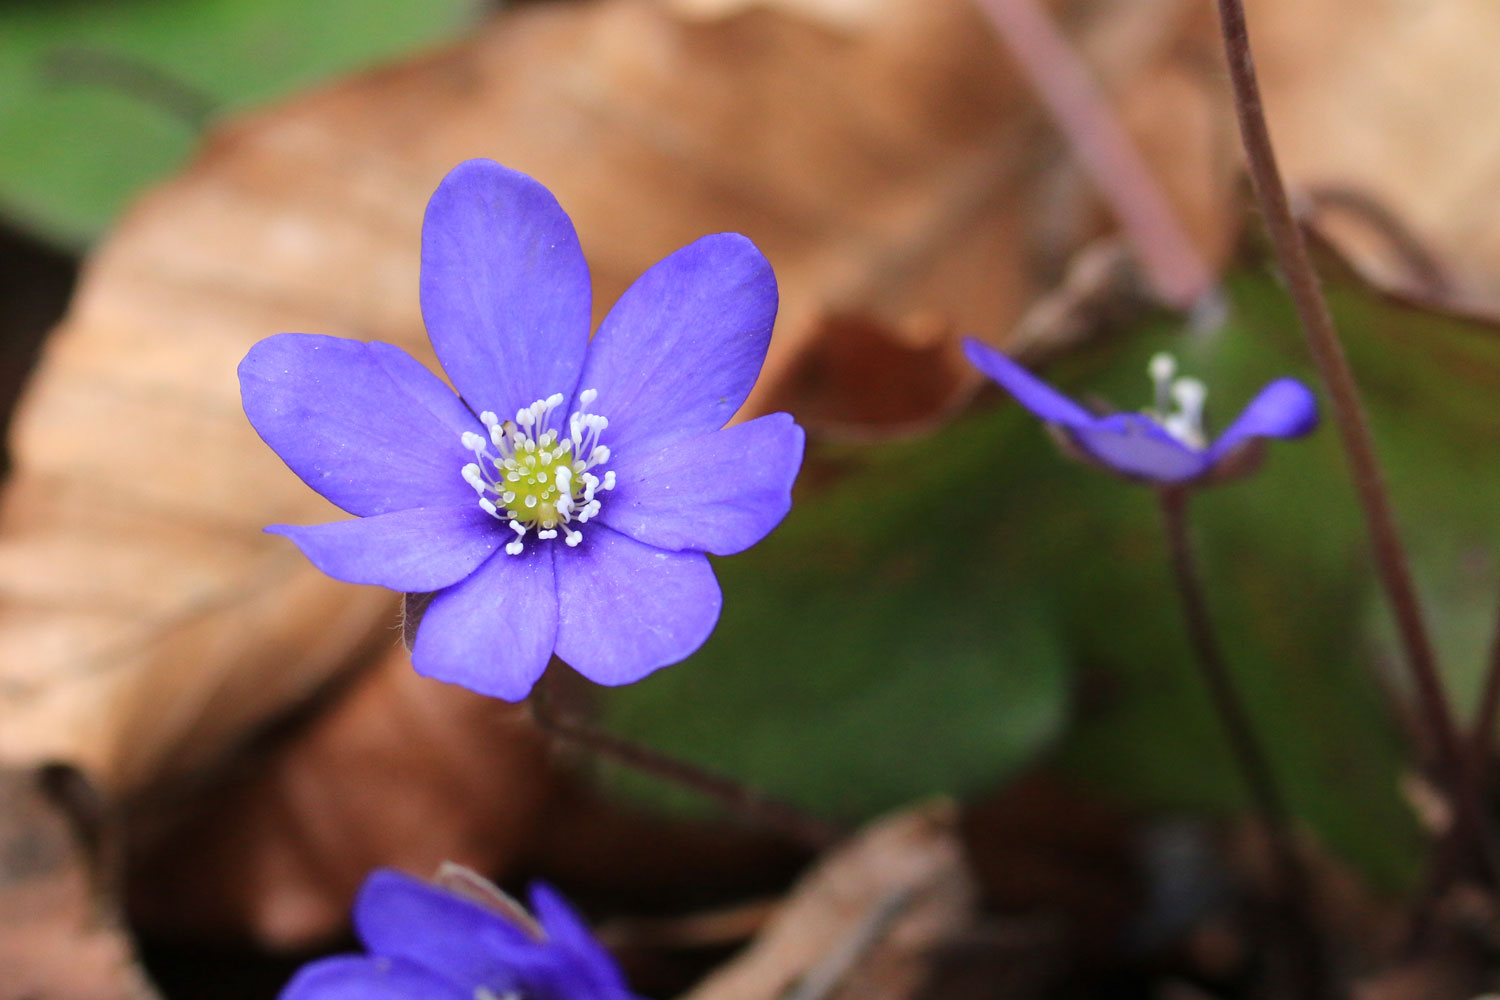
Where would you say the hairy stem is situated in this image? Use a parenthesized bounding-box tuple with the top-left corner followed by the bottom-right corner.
(529, 679, 844, 852)
(1210, 0, 1492, 879)
(1158, 489, 1327, 998)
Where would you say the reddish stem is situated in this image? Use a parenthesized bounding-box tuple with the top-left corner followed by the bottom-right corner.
(1210, 0, 1494, 880)
(529, 679, 844, 852)
(973, 0, 1216, 309)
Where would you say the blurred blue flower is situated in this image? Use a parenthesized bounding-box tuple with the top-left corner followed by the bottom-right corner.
(963, 338, 1318, 485)
(281, 868, 638, 1000)
(240, 159, 803, 700)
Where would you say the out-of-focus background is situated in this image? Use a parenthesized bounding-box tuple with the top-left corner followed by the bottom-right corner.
(7, 0, 1500, 997)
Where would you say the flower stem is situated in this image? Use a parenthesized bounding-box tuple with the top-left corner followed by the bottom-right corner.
(1157, 488, 1327, 999)
(1210, 0, 1494, 880)
(1470, 590, 1500, 768)
(973, 0, 1215, 311)
(528, 678, 845, 852)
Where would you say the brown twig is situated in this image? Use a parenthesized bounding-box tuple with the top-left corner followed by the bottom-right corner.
(972, 0, 1216, 310)
(528, 679, 845, 852)
(1158, 488, 1328, 1000)
(1210, 0, 1494, 883)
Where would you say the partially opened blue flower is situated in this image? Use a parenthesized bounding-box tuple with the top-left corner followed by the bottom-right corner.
(962, 338, 1318, 484)
(281, 868, 639, 1000)
(240, 160, 803, 699)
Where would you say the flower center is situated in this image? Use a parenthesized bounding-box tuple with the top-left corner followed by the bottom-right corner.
(1145, 352, 1208, 449)
(459, 389, 615, 554)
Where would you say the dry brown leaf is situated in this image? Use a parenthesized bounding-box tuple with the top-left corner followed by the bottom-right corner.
(123, 644, 552, 947)
(663, 0, 892, 31)
(0, 767, 158, 1000)
(684, 802, 977, 1000)
(0, 0, 1247, 956)
(1253, 0, 1500, 296)
(0, 0, 1203, 794)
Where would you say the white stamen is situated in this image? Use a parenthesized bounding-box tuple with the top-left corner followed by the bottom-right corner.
(1172, 376, 1207, 419)
(1162, 376, 1208, 448)
(462, 393, 617, 554)
(1148, 352, 1177, 416)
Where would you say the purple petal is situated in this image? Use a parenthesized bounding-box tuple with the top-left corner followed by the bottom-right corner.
(268, 507, 501, 592)
(279, 956, 466, 1000)
(367, 341, 487, 438)
(1068, 413, 1209, 483)
(962, 337, 1097, 427)
(240, 334, 478, 516)
(353, 870, 534, 990)
(1206, 377, 1320, 463)
(529, 883, 631, 998)
(600, 414, 803, 556)
(554, 526, 721, 686)
(411, 544, 558, 700)
(575, 234, 777, 458)
(421, 160, 591, 421)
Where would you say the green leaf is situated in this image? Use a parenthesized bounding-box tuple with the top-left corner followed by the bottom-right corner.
(0, 0, 479, 247)
(600, 413, 1073, 821)
(602, 261, 1500, 893)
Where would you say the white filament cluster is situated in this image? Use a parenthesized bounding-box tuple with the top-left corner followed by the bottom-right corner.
(1147, 352, 1208, 449)
(458, 388, 616, 555)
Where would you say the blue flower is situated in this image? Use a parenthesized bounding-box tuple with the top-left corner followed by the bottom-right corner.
(962, 338, 1318, 484)
(240, 160, 804, 700)
(281, 868, 639, 1000)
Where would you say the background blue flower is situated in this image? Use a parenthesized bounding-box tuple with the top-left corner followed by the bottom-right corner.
(239, 160, 804, 700)
(281, 869, 638, 1000)
(963, 337, 1318, 484)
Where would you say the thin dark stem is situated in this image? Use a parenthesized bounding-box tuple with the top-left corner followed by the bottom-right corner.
(973, 0, 1216, 310)
(1158, 488, 1327, 999)
(1211, 0, 1494, 881)
(529, 679, 844, 852)
(1471, 589, 1500, 765)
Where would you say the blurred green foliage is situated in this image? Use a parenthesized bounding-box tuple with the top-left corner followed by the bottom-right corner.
(0, 0, 479, 247)
(605, 264, 1500, 892)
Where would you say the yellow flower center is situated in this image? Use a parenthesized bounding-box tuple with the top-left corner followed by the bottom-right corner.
(459, 391, 615, 553)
